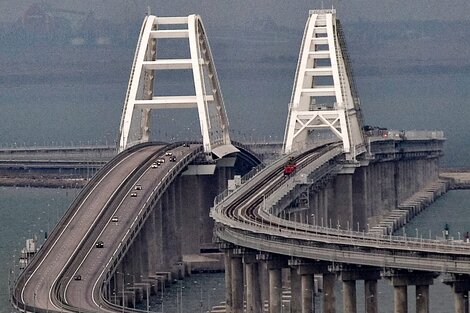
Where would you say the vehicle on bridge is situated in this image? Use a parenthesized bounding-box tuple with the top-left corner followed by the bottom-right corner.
(283, 157, 297, 175)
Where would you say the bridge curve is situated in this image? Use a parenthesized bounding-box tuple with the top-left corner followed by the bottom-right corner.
(13, 142, 260, 313)
(211, 136, 462, 312)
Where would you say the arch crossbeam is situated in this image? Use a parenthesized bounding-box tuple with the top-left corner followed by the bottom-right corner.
(283, 9, 365, 160)
(119, 15, 236, 158)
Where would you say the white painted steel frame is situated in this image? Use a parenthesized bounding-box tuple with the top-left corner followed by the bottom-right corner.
(118, 15, 232, 154)
(283, 9, 365, 159)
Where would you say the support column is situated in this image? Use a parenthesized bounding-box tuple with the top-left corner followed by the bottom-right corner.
(343, 280, 357, 313)
(289, 260, 330, 313)
(454, 292, 469, 313)
(443, 274, 470, 313)
(144, 209, 157, 276)
(258, 255, 287, 313)
(364, 279, 378, 313)
(269, 268, 282, 313)
(154, 200, 164, 270)
(323, 273, 336, 313)
(352, 166, 367, 231)
(224, 250, 233, 313)
(231, 254, 244, 313)
(394, 286, 407, 313)
(332, 173, 353, 228)
(335, 265, 381, 313)
(301, 274, 315, 313)
(416, 285, 429, 313)
(244, 254, 262, 313)
(291, 267, 302, 313)
(385, 270, 434, 313)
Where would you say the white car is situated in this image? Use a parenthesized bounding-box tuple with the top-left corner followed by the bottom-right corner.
(165, 152, 173, 156)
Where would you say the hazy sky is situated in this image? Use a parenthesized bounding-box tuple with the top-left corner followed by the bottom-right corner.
(2, 0, 470, 26)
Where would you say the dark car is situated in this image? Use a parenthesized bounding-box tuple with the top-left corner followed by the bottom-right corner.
(95, 241, 104, 248)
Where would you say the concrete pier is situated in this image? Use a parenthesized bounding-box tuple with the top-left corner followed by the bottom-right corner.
(416, 285, 430, 313)
(322, 273, 336, 313)
(231, 255, 244, 313)
(244, 254, 262, 313)
(365, 279, 378, 313)
(394, 285, 408, 313)
(386, 271, 435, 313)
(290, 267, 302, 313)
(301, 274, 314, 313)
(443, 274, 470, 313)
(343, 280, 356, 313)
(336, 266, 380, 313)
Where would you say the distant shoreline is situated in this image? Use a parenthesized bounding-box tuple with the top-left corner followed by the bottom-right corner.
(0, 173, 87, 189)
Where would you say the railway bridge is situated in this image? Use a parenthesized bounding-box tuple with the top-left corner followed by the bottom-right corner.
(11, 9, 460, 313)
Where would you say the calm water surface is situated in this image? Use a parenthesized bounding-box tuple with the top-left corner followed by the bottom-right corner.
(0, 188, 469, 312)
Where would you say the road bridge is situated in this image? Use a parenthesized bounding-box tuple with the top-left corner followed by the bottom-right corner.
(10, 9, 461, 313)
(210, 9, 463, 313)
(12, 141, 259, 312)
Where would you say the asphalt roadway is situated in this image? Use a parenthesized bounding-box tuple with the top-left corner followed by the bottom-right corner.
(18, 143, 201, 312)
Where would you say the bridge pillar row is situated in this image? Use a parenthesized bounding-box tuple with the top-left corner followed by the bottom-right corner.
(443, 274, 470, 313)
(385, 270, 435, 313)
(289, 259, 330, 313)
(335, 265, 381, 313)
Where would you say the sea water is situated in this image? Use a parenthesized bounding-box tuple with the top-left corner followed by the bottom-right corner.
(1, 188, 469, 312)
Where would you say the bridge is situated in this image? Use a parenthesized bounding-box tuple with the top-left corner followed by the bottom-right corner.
(10, 9, 464, 313)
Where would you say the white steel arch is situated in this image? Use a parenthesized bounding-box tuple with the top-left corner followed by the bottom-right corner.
(283, 9, 365, 160)
(118, 14, 236, 157)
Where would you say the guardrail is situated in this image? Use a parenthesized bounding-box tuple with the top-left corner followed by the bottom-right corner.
(97, 144, 204, 312)
(212, 142, 470, 275)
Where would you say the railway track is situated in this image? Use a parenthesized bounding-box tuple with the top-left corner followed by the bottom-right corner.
(212, 142, 470, 271)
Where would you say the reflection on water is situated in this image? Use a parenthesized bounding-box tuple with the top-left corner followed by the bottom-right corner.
(136, 273, 225, 313)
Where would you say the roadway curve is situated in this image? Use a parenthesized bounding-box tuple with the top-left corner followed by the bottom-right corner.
(212, 143, 470, 275)
(13, 142, 204, 313)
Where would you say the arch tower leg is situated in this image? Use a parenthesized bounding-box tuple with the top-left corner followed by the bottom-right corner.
(283, 9, 365, 160)
(119, 15, 236, 158)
